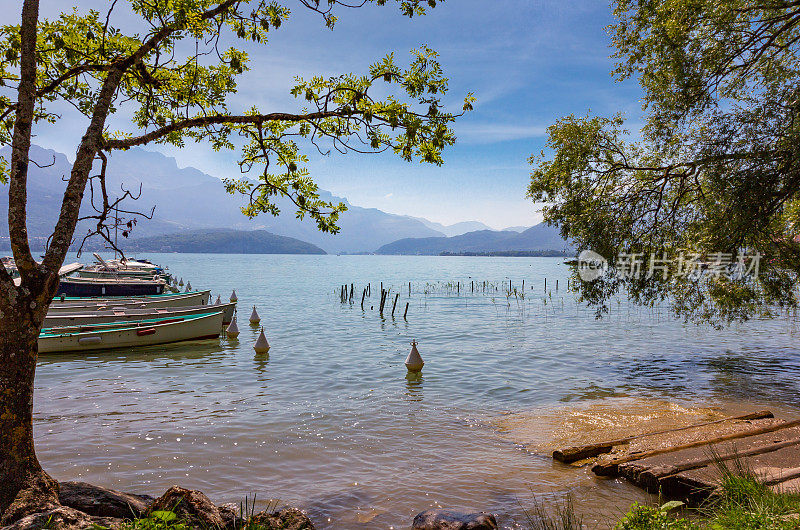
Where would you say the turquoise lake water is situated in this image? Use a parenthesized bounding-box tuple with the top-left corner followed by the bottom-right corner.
(33, 254, 800, 528)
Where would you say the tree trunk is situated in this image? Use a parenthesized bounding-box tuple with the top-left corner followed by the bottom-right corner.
(0, 284, 59, 523)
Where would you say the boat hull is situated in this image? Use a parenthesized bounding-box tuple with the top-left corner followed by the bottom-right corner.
(45, 302, 236, 327)
(56, 278, 166, 297)
(48, 291, 211, 311)
(39, 312, 224, 353)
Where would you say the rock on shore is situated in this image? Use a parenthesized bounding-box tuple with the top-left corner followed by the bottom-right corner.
(412, 509, 498, 530)
(1, 483, 315, 530)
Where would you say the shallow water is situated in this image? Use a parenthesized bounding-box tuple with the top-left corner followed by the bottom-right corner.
(34, 255, 800, 528)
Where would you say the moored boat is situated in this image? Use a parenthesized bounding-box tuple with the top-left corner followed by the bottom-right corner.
(39, 311, 224, 353)
(44, 302, 236, 327)
(49, 290, 211, 310)
(56, 276, 168, 297)
(77, 267, 161, 280)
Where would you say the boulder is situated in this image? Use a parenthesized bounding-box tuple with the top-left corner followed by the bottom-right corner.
(250, 507, 315, 529)
(58, 481, 154, 519)
(146, 486, 226, 528)
(412, 509, 497, 530)
(1, 506, 95, 530)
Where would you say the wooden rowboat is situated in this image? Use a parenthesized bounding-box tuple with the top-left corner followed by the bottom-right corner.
(39, 311, 224, 353)
(44, 302, 236, 327)
(56, 276, 167, 297)
(49, 290, 211, 309)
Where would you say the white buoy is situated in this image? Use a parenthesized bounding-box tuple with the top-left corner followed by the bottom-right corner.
(215, 294, 222, 305)
(186, 281, 192, 291)
(225, 316, 239, 339)
(405, 340, 424, 372)
(178, 278, 184, 286)
(230, 289, 238, 302)
(249, 306, 261, 324)
(254, 327, 270, 354)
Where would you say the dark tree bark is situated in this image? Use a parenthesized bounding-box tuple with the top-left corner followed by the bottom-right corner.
(0, 1, 63, 520)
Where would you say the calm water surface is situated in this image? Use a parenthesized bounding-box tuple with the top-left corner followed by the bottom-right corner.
(34, 255, 800, 528)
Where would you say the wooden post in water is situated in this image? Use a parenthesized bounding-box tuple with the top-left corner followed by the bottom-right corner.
(409, 282, 411, 296)
(544, 278, 547, 291)
(522, 279, 524, 291)
(361, 289, 366, 309)
(556, 279, 558, 290)
(392, 293, 399, 316)
(404, 302, 409, 319)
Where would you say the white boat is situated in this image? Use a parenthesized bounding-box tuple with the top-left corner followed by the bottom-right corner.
(77, 267, 160, 280)
(39, 311, 225, 353)
(44, 302, 236, 327)
(49, 291, 211, 311)
(57, 276, 168, 296)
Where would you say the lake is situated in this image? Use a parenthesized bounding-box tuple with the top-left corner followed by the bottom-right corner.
(34, 255, 800, 528)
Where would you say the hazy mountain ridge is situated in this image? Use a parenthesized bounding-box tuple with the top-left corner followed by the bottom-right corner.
(123, 229, 326, 254)
(375, 224, 570, 255)
(0, 145, 445, 253)
(407, 216, 494, 237)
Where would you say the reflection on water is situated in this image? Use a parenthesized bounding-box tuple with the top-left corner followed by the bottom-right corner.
(33, 255, 800, 529)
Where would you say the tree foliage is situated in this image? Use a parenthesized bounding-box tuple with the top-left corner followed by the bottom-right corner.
(0, 0, 473, 242)
(528, 0, 800, 325)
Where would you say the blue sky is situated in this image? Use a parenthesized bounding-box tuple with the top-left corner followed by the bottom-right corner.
(8, 0, 643, 229)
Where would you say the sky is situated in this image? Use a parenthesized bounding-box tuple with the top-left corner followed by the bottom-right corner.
(4, 0, 643, 230)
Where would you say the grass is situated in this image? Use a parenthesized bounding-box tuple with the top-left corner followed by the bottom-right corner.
(516, 493, 583, 530)
(518, 458, 800, 529)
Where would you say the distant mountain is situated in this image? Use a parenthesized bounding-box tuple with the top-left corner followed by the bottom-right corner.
(0, 145, 444, 253)
(123, 229, 325, 254)
(502, 225, 530, 233)
(375, 224, 571, 255)
(408, 217, 494, 237)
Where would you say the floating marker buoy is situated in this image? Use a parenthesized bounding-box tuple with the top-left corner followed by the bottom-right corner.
(215, 294, 222, 305)
(225, 316, 239, 339)
(178, 278, 184, 287)
(254, 327, 270, 354)
(405, 340, 424, 372)
(186, 282, 192, 291)
(230, 289, 238, 303)
(184, 285, 190, 293)
(249, 306, 261, 324)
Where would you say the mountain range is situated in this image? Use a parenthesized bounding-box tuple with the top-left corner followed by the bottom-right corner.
(124, 229, 326, 254)
(0, 145, 567, 254)
(375, 223, 569, 255)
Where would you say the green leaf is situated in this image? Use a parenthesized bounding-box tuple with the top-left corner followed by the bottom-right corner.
(150, 510, 177, 522)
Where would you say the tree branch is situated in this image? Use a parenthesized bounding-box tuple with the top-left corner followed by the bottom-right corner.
(103, 110, 341, 149)
(7, 0, 41, 283)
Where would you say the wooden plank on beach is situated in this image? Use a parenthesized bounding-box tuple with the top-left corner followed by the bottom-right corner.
(617, 425, 800, 491)
(656, 445, 800, 499)
(592, 419, 800, 476)
(553, 410, 774, 463)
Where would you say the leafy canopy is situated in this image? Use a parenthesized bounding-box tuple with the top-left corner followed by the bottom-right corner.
(528, 0, 800, 325)
(0, 0, 473, 235)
